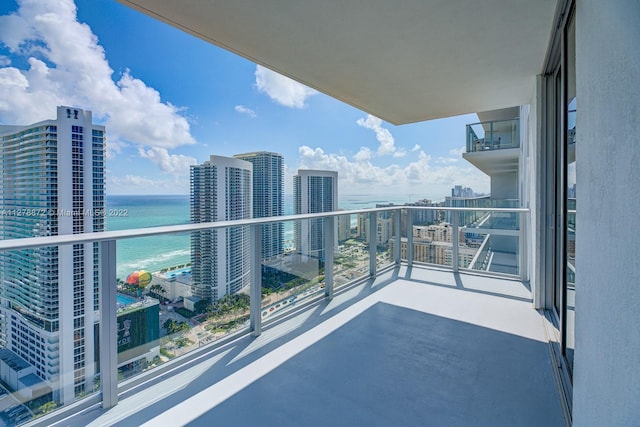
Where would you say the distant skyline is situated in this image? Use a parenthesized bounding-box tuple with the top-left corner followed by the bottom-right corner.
(0, 0, 489, 200)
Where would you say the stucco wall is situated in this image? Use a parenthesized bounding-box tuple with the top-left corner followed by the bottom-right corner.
(490, 172, 518, 200)
(573, 0, 640, 425)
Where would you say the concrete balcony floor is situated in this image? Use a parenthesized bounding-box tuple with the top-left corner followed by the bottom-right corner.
(57, 265, 566, 427)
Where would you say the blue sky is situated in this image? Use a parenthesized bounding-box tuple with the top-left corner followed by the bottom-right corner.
(0, 0, 489, 200)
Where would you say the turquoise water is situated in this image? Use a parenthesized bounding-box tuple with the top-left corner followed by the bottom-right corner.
(116, 294, 138, 306)
(107, 195, 191, 279)
(107, 193, 418, 279)
(165, 267, 191, 279)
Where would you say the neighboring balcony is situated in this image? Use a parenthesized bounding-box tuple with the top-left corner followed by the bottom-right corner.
(463, 118, 520, 176)
(0, 206, 565, 426)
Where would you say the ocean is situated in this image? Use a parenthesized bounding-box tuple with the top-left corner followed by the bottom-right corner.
(107, 193, 419, 279)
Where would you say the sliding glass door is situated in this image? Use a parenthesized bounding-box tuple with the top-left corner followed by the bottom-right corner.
(546, 2, 576, 379)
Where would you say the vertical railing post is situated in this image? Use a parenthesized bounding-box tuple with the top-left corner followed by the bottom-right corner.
(250, 224, 262, 337)
(489, 120, 494, 148)
(452, 210, 459, 272)
(99, 239, 117, 409)
(407, 208, 414, 267)
(368, 211, 376, 278)
(466, 125, 470, 152)
(394, 209, 401, 266)
(519, 211, 527, 281)
(324, 216, 334, 299)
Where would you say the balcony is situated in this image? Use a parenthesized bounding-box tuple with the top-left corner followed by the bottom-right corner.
(466, 119, 519, 153)
(0, 207, 565, 426)
(463, 119, 520, 176)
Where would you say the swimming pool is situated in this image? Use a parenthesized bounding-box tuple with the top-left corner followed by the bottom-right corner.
(165, 267, 191, 279)
(117, 294, 138, 306)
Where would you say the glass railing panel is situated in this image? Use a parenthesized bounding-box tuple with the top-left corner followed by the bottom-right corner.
(489, 199, 520, 209)
(408, 221, 453, 268)
(461, 229, 491, 272)
(0, 244, 99, 423)
(491, 119, 519, 149)
(459, 210, 521, 276)
(466, 122, 486, 152)
(462, 208, 520, 232)
(457, 209, 489, 228)
(340, 213, 373, 283)
(466, 119, 519, 152)
(334, 214, 367, 288)
(488, 211, 519, 231)
(375, 210, 394, 270)
(260, 219, 322, 322)
(115, 225, 254, 384)
(115, 235, 186, 380)
(185, 224, 250, 351)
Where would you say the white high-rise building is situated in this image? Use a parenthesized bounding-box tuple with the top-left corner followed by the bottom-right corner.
(190, 155, 252, 301)
(293, 169, 338, 260)
(0, 106, 105, 404)
(233, 152, 284, 260)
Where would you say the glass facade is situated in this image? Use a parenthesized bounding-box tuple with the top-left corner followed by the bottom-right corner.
(0, 107, 105, 409)
(190, 156, 252, 301)
(233, 152, 284, 260)
(293, 170, 338, 262)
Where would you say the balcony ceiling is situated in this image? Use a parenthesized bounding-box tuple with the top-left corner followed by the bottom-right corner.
(118, 0, 557, 124)
(463, 148, 520, 175)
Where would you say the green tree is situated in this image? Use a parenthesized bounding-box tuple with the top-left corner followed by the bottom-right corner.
(163, 319, 187, 334)
(194, 299, 212, 315)
(37, 401, 57, 415)
(150, 284, 166, 302)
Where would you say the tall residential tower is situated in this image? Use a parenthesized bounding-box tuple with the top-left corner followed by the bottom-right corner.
(0, 106, 105, 404)
(233, 152, 284, 260)
(293, 169, 338, 260)
(190, 155, 252, 301)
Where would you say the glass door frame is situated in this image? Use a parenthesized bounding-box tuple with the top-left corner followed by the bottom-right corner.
(541, 0, 575, 410)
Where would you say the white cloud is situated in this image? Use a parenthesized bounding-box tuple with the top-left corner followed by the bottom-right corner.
(354, 146, 373, 162)
(435, 157, 459, 164)
(0, 55, 10, 66)
(356, 115, 395, 155)
(0, 0, 195, 153)
(255, 65, 317, 108)
(449, 146, 466, 156)
(234, 104, 256, 118)
(298, 145, 489, 198)
(104, 139, 127, 160)
(411, 144, 421, 152)
(138, 147, 197, 175)
(356, 114, 406, 157)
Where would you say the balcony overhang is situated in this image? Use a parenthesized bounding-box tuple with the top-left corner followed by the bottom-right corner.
(463, 148, 520, 175)
(117, 0, 557, 124)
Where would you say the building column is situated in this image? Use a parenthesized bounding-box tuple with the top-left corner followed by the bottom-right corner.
(573, 1, 640, 424)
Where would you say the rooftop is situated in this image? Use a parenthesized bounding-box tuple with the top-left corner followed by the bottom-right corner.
(0, 349, 31, 372)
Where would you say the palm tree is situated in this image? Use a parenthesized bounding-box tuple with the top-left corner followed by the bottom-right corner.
(149, 284, 166, 302)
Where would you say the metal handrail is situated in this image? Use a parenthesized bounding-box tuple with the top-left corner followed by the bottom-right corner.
(0, 206, 528, 251)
